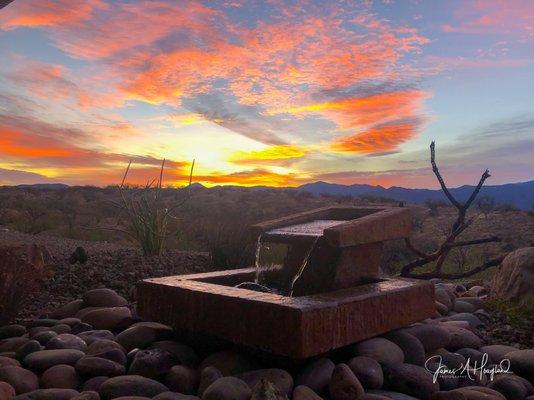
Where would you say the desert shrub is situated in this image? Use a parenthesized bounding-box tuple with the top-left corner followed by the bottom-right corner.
(102, 160, 194, 256)
(424, 199, 446, 216)
(485, 298, 534, 331)
(0, 244, 48, 325)
(495, 203, 518, 212)
(476, 195, 496, 217)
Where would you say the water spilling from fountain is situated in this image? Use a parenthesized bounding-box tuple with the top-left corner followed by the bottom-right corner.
(241, 219, 349, 296)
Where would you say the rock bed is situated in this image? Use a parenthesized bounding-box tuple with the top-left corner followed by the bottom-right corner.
(0, 228, 211, 321)
(0, 282, 533, 400)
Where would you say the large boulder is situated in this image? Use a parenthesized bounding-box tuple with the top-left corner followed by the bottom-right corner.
(491, 247, 534, 306)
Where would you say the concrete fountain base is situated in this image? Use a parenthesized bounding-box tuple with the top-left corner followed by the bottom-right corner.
(137, 268, 435, 359)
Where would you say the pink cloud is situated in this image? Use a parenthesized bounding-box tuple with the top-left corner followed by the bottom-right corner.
(0, 0, 107, 30)
(444, 0, 534, 37)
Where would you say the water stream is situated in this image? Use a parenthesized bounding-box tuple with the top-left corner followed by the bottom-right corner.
(234, 219, 348, 296)
(288, 236, 319, 297)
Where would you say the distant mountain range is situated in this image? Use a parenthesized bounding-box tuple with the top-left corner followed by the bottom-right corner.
(10, 180, 533, 210)
(297, 180, 534, 210)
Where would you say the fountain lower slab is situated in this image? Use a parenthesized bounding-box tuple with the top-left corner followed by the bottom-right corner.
(137, 268, 435, 359)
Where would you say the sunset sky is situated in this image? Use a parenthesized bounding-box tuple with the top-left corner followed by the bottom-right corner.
(0, 0, 533, 188)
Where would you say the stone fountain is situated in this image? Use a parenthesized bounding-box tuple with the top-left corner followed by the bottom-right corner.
(137, 206, 435, 359)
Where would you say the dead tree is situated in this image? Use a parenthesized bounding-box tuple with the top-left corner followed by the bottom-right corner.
(400, 142, 505, 279)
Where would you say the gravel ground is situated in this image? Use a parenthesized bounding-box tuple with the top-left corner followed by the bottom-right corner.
(0, 227, 211, 321)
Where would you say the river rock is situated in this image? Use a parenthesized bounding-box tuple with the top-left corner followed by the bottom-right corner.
(346, 356, 383, 390)
(199, 351, 256, 376)
(435, 351, 466, 370)
(441, 325, 481, 350)
(292, 385, 322, 400)
(110, 397, 150, 400)
(41, 364, 80, 389)
(456, 348, 484, 364)
(154, 393, 200, 400)
(467, 285, 487, 297)
(445, 313, 484, 329)
(488, 374, 528, 400)
(86, 339, 126, 365)
(201, 376, 251, 400)
(383, 363, 439, 400)
(81, 376, 108, 392)
(454, 301, 476, 313)
(435, 288, 453, 311)
(457, 297, 484, 310)
(15, 341, 41, 363)
(149, 341, 198, 367)
(99, 375, 168, 399)
(402, 325, 451, 352)
(295, 357, 335, 393)
(71, 392, 100, 400)
(83, 289, 128, 308)
(352, 338, 404, 366)
(116, 323, 173, 352)
(385, 331, 426, 366)
(329, 363, 364, 400)
(430, 392, 466, 400)
(49, 300, 84, 320)
(49, 324, 71, 335)
(0, 326, 26, 340)
(71, 323, 93, 335)
(165, 365, 199, 394)
(236, 368, 293, 396)
(0, 366, 39, 394)
(367, 390, 421, 399)
(449, 386, 506, 400)
(17, 388, 79, 399)
(0, 381, 15, 399)
(77, 331, 114, 345)
(250, 379, 287, 400)
(491, 247, 534, 306)
(58, 318, 81, 327)
(0, 356, 20, 368)
(31, 332, 57, 346)
(479, 345, 517, 364)
(24, 349, 84, 370)
(75, 356, 125, 377)
(505, 349, 534, 382)
(197, 367, 223, 397)
(128, 348, 175, 379)
(0, 338, 29, 353)
(45, 334, 87, 352)
(28, 320, 58, 329)
(80, 307, 131, 331)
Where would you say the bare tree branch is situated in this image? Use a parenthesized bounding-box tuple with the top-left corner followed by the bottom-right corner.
(400, 141, 502, 279)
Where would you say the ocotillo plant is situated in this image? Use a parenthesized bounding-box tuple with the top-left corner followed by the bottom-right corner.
(106, 159, 195, 256)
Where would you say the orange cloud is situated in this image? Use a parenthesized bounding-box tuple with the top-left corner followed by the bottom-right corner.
(0, 115, 188, 185)
(195, 169, 304, 187)
(270, 90, 427, 128)
(228, 145, 308, 165)
(271, 90, 428, 154)
(0, 127, 75, 158)
(329, 122, 420, 154)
